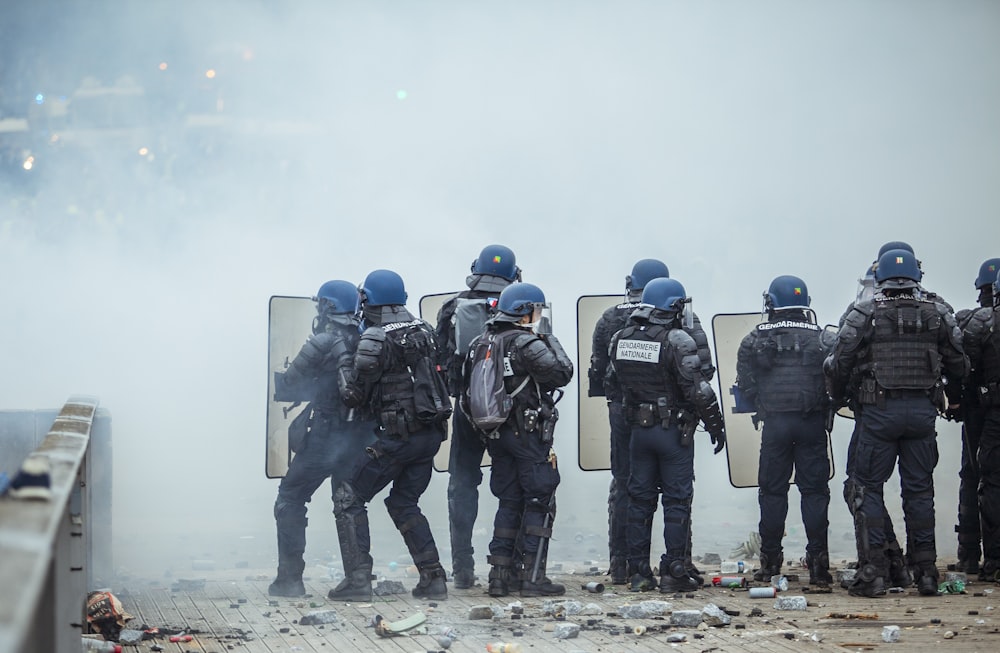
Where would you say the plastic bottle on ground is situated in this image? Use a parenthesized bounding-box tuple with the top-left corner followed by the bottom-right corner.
(81, 637, 122, 652)
(486, 643, 522, 653)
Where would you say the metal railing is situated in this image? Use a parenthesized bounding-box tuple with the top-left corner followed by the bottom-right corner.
(0, 396, 106, 653)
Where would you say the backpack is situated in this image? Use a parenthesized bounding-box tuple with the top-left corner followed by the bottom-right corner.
(467, 331, 529, 433)
(453, 296, 498, 358)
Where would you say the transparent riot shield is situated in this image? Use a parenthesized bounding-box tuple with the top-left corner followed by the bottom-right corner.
(712, 312, 835, 488)
(576, 294, 622, 471)
(266, 296, 318, 478)
(419, 291, 494, 473)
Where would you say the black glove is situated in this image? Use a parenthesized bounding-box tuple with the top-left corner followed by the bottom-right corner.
(944, 405, 963, 422)
(710, 428, 726, 455)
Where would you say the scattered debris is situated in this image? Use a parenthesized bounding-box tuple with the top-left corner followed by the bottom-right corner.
(881, 625, 900, 643)
(373, 580, 406, 596)
(826, 612, 879, 620)
(702, 604, 731, 627)
(374, 612, 426, 637)
(86, 591, 134, 641)
(299, 610, 339, 626)
(553, 623, 581, 639)
(774, 596, 807, 611)
(670, 610, 703, 627)
(469, 605, 494, 620)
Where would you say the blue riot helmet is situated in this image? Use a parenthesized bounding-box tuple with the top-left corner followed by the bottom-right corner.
(359, 269, 407, 307)
(314, 280, 360, 315)
(494, 282, 551, 332)
(874, 249, 921, 290)
(641, 277, 693, 328)
(471, 244, 521, 281)
(626, 258, 670, 294)
(877, 241, 914, 258)
(994, 269, 1000, 307)
(876, 241, 922, 280)
(975, 258, 1000, 289)
(765, 275, 811, 311)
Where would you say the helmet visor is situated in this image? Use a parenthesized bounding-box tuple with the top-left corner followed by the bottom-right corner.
(681, 298, 694, 330)
(527, 303, 553, 335)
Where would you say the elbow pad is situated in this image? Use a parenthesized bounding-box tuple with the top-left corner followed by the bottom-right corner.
(354, 327, 386, 376)
(668, 329, 701, 382)
(694, 380, 726, 436)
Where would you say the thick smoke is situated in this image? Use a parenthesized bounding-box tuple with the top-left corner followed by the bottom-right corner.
(1, 1, 997, 575)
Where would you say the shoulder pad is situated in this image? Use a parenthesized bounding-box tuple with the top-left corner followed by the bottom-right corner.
(667, 328, 697, 355)
(360, 326, 387, 342)
(844, 303, 871, 329)
(966, 306, 994, 331)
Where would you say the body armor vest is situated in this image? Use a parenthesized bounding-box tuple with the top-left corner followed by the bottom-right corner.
(751, 320, 827, 413)
(613, 323, 677, 407)
(375, 320, 437, 414)
(978, 308, 1000, 384)
(867, 296, 942, 390)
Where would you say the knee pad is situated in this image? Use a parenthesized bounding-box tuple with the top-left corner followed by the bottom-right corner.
(334, 482, 362, 514)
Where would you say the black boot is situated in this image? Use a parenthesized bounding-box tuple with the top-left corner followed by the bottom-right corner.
(268, 572, 305, 597)
(328, 548, 374, 602)
(412, 562, 448, 600)
(659, 559, 700, 594)
(609, 556, 628, 585)
(849, 550, 887, 598)
(628, 560, 656, 592)
(753, 551, 783, 582)
(452, 567, 476, 590)
(956, 542, 981, 575)
(521, 552, 565, 597)
(886, 544, 912, 588)
(272, 511, 308, 597)
(909, 551, 939, 596)
(981, 559, 1000, 583)
(488, 562, 513, 597)
(806, 551, 833, 587)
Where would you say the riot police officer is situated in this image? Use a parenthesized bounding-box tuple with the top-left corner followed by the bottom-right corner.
(461, 282, 574, 598)
(269, 280, 374, 597)
(435, 244, 521, 589)
(960, 266, 1000, 581)
(608, 278, 726, 593)
(953, 258, 1000, 575)
(827, 249, 968, 597)
(329, 269, 453, 602)
(588, 259, 715, 585)
(736, 275, 832, 586)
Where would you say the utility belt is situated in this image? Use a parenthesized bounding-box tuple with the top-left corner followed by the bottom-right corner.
(504, 404, 558, 444)
(625, 398, 677, 428)
(857, 377, 933, 408)
(977, 381, 1000, 407)
(378, 406, 423, 439)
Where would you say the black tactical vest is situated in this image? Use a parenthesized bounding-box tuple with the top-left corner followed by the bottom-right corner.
(377, 319, 437, 411)
(980, 308, 1000, 384)
(751, 320, 827, 413)
(612, 323, 676, 406)
(868, 296, 942, 390)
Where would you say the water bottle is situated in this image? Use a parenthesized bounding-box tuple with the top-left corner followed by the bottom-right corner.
(486, 643, 523, 653)
(81, 638, 122, 653)
(719, 560, 744, 574)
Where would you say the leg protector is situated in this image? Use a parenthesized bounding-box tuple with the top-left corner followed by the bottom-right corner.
(520, 551, 565, 597)
(849, 547, 888, 598)
(628, 559, 656, 592)
(487, 555, 515, 597)
(805, 550, 833, 587)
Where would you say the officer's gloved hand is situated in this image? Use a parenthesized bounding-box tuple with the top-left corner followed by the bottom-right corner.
(944, 404, 963, 422)
(710, 428, 726, 455)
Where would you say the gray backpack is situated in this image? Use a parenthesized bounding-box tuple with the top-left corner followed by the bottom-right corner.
(467, 331, 529, 433)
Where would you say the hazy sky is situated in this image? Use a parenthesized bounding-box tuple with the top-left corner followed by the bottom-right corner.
(1, 1, 998, 572)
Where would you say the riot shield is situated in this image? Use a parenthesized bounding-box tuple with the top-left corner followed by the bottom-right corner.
(712, 313, 835, 488)
(576, 294, 622, 471)
(266, 296, 318, 478)
(419, 291, 494, 473)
